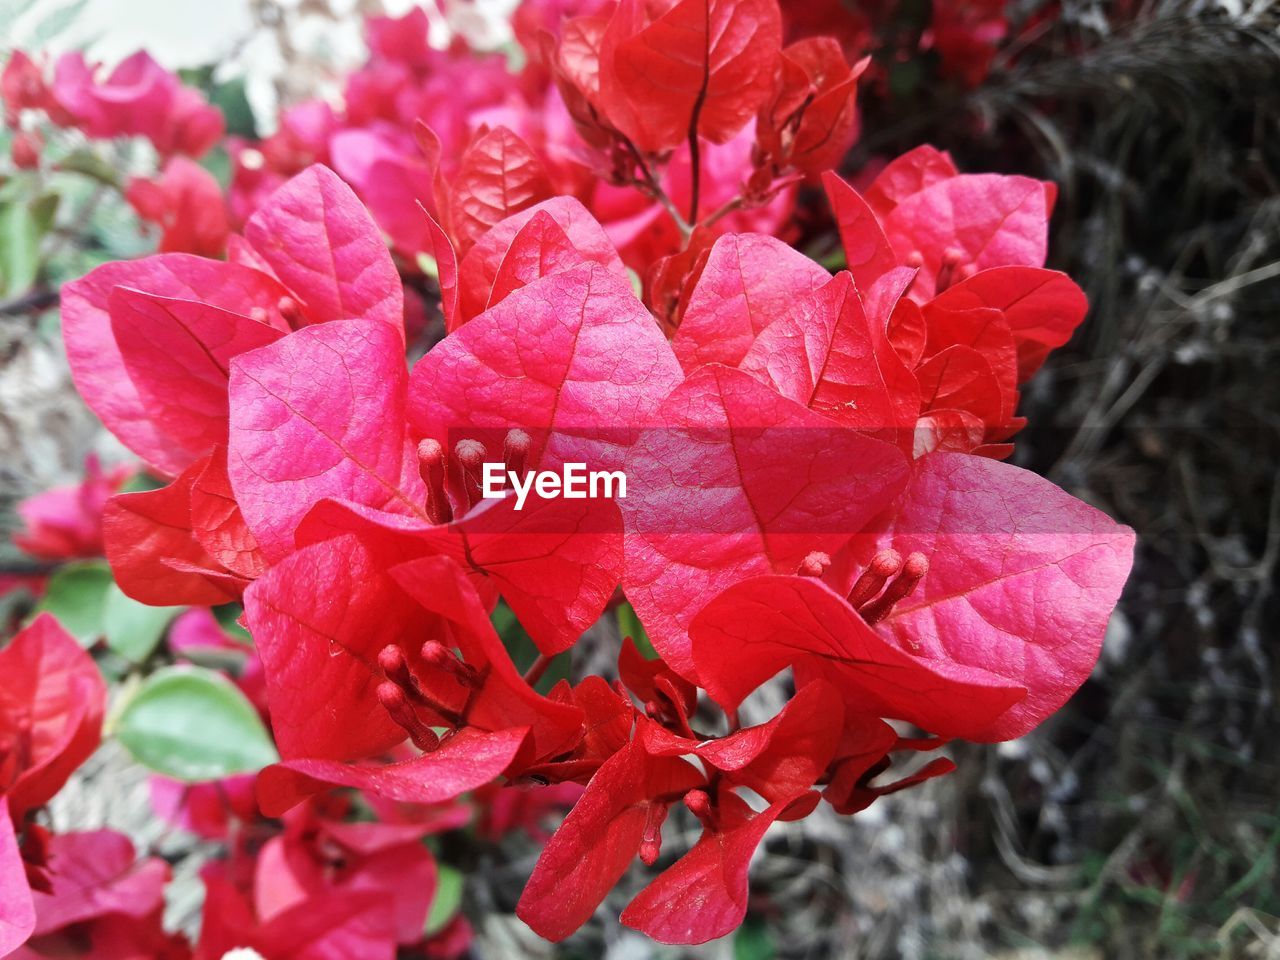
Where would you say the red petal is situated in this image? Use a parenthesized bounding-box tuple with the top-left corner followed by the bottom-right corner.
(243, 164, 404, 336)
(602, 0, 782, 152)
(410, 263, 681, 475)
(255, 728, 526, 817)
(447, 127, 553, 252)
(487, 210, 591, 309)
(853, 452, 1136, 740)
(621, 364, 909, 678)
(27, 830, 168, 935)
(927, 266, 1088, 380)
(690, 574, 1025, 738)
(821, 172, 897, 294)
(620, 790, 814, 944)
(108, 286, 282, 464)
(516, 740, 702, 941)
(0, 800, 35, 955)
(104, 464, 241, 607)
(863, 144, 959, 216)
(227, 319, 427, 562)
(0, 615, 105, 818)
(455, 196, 626, 322)
(672, 233, 829, 371)
(189, 447, 265, 581)
(740, 271, 920, 449)
(62, 254, 289, 477)
(243, 534, 437, 761)
(882, 174, 1050, 300)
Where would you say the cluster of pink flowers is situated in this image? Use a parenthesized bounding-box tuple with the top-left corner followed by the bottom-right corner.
(3, 0, 1131, 954)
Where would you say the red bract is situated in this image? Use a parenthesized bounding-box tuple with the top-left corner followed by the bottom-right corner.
(738, 269, 921, 449)
(756, 38, 868, 177)
(620, 364, 910, 678)
(12, 830, 188, 960)
(225, 272, 629, 652)
(0, 616, 107, 957)
(12, 456, 129, 561)
(0, 799, 34, 956)
(411, 261, 681, 473)
(0, 615, 105, 819)
(196, 875, 392, 960)
(827, 160, 1055, 301)
(48, 51, 222, 158)
(239, 165, 404, 334)
(253, 806, 439, 946)
(126, 157, 230, 257)
(2, 52, 58, 119)
(42, 5, 1135, 943)
(454, 196, 627, 323)
(427, 124, 554, 252)
(519, 680, 841, 943)
(691, 453, 1135, 741)
(821, 162, 1087, 452)
(64, 164, 405, 602)
(596, 0, 782, 153)
(671, 232, 830, 370)
(244, 538, 579, 814)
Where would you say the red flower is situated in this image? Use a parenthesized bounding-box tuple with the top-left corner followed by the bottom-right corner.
(756, 38, 869, 177)
(553, 0, 782, 154)
(690, 453, 1134, 741)
(48, 51, 223, 157)
(126, 157, 230, 257)
(10, 829, 187, 960)
(61, 165, 403, 601)
(10, 130, 41, 170)
(0, 615, 107, 956)
(12, 456, 130, 562)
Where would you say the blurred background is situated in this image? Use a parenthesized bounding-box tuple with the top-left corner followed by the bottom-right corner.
(2, 1, 1278, 958)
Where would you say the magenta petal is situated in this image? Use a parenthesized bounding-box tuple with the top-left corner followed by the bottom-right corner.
(243, 164, 404, 335)
(256, 727, 527, 816)
(0, 800, 35, 956)
(228, 319, 426, 562)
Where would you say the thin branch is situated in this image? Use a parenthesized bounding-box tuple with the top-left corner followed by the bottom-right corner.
(523, 653, 554, 687)
(0, 287, 59, 317)
(620, 136, 691, 239)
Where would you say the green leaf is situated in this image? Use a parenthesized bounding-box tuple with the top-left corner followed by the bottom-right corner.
(1, 195, 59, 298)
(425, 864, 464, 936)
(55, 149, 123, 189)
(119, 471, 165, 494)
(26, 0, 89, 47)
(115, 666, 278, 781)
(101, 585, 182, 662)
(209, 77, 256, 139)
(734, 919, 776, 960)
(36, 561, 113, 644)
(616, 602, 657, 660)
(416, 252, 440, 280)
(491, 601, 568, 692)
(212, 603, 253, 645)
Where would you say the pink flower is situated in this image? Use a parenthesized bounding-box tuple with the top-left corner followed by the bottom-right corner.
(12, 456, 130, 561)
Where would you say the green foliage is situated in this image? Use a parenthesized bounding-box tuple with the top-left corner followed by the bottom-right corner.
(100, 584, 182, 662)
(425, 864, 464, 936)
(491, 601, 569, 693)
(0, 192, 59, 298)
(114, 666, 278, 781)
(734, 919, 776, 960)
(616, 601, 657, 659)
(36, 561, 112, 644)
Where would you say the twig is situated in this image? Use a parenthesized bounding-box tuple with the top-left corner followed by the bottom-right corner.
(522, 654, 553, 687)
(0, 288, 60, 317)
